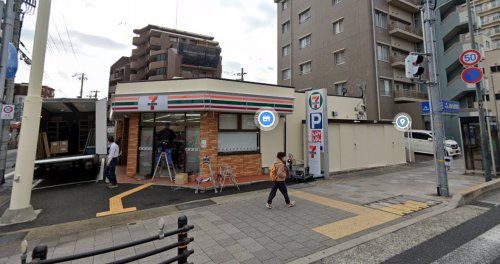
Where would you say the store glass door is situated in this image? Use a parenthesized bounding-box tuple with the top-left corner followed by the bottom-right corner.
(138, 127, 154, 176)
(185, 125, 200, 174)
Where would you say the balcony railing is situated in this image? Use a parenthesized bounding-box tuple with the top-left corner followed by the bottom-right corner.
(389, 20, 422, 36)
(394, 89, 428, 101)
(387, 0, 420, 13)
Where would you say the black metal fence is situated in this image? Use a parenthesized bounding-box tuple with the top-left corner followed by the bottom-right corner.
(21, 215, 194, 264)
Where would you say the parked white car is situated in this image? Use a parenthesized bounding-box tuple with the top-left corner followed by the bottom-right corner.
(404, 130, 461, 157)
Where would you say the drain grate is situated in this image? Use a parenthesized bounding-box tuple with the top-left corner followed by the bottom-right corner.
(469, 201, 497, 209)
(176, 199, 216, 211)
(364, 195, 441, 216)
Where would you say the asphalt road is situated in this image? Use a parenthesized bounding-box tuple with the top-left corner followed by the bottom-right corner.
(383, 189, 500, 264)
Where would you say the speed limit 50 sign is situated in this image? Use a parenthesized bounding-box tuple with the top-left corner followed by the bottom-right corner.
(459, 49, 481, 66)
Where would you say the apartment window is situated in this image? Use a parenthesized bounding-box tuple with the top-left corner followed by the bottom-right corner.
(299, 61, 312, 75)
(299, 8, 311, 24)
(334, 50, 345, 65)
(374, 10, 388, 29)
(169, 36, 178, 42)
(333, 19, 344, 34)
(299, 35, 311, 49)
(156, 67, 167, 75)
(282, 21, 290, 33)
(335, 82, 347, 96)
(282, 44, 291, 56)
(377, 44, 390, 62)
(332, 0, 342, 5)
(282, 68, 291, 80)
(282, 0, 288, 11)
(490, 65, 500, 73)
(379, 79, 391, 96)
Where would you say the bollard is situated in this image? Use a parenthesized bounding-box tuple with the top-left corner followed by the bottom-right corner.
(177, 215, 188, 264)
(32, 244, 48, 261)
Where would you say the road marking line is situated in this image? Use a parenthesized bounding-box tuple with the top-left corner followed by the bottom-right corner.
(290, 190, 400, 239)
(96, 183, 154, 217)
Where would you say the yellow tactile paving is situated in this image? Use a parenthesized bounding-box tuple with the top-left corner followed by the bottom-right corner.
(96, 183, 154, 217)
(405, 200, 430, 208)
(290, 190, 400, 239)
(378, 206, 406, 216)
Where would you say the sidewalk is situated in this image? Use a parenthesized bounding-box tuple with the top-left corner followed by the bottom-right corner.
(0, 158, 485, 264)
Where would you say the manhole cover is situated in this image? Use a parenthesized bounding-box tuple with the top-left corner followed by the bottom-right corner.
(364, 195, 441, 216)
(176, 199, 216, 211)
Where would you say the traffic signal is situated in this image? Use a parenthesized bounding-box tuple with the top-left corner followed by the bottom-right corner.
(405, 54, 425, 79)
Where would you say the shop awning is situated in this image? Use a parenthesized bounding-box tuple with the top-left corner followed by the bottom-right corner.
(111, 78, 295, 119)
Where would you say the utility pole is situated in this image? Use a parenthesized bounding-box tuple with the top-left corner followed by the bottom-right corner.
(236, 68, 246, 81)
(0, 0, 15, 185)
(0, 0, 52, 225)
(422, 0, 449, 196)
(466, 0, 492, 181)
(73, 73, 87, 98)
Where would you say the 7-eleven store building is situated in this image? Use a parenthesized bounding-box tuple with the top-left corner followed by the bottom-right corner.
(110, 78, 296, 185)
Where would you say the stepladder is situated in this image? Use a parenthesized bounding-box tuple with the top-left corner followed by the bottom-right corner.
(152, 145, 176, 182)
(195, 156, 218, 194)
(218, 164, 239, 192)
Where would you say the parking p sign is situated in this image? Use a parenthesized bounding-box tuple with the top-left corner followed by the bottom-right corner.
(309, 113, 323, 129)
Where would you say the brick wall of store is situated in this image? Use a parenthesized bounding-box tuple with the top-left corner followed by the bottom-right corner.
(126, 113, 139, 177)
(199, 112, 219, 177)
(199, 111, 262, 178)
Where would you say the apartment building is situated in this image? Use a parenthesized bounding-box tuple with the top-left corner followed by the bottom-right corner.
(108, 25, 222, 98)
(477, 0, 500, 50)
(275, 0, 427, 127)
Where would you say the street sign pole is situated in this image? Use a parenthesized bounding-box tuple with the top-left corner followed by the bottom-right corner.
(422, 1, 449, 196)
(466, 0, 492, 181)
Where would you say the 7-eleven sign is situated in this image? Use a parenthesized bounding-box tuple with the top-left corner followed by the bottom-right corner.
(138, 95, 168, 111)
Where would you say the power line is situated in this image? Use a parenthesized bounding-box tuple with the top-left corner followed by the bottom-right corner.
(61, 15, 78, 61)
(51, 15, 68, 55)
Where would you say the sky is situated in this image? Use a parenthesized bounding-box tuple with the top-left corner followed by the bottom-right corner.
(16, 0, 278, 98)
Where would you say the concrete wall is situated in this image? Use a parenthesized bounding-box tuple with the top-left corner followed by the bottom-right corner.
(274, 92, 406, 173)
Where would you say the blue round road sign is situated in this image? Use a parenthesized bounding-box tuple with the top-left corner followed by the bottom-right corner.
(258, 110, 275, 128)
(461, 67, 483, 84)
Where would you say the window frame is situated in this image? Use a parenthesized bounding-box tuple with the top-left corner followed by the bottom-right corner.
(377, 43, 390, 62)
(299, 8, 311, 24)
(282, 0, 288, 11)
(334, 81, 347, 96)
(218, 113, 261, 155)
(374, 10, 388, 29)
(379, 78, 392, 96)
(332, 0, 342, 5)
(299, 61, 312, 75)
(282, 68, 291, 80)
(282, 21, 290, 34)
(333, 18, 344, 34)
(299, 34, 312, 49)
(333, 49, 346, 65)
(282, 44, 291, 56)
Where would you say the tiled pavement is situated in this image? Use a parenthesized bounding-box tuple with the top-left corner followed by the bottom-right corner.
(0, 158, 485, 264)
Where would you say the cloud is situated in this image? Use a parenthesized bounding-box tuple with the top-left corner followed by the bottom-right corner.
(69, 30, 128, 49)
(223, 61, 243, 72)
(219, 0, 243, 8)
(258, 1, 275, 18)
(21, 28, 128, 51)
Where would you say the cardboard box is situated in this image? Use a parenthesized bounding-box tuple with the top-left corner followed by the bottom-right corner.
(175, 173, 188, 185)
(59, 146, 68, 153)
(60, 140, 68, 147)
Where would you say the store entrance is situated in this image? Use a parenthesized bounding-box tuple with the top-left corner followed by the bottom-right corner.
(137, 113, 200, 178)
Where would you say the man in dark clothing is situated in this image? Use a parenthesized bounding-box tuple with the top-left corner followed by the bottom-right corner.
(157, 123, 176, 147)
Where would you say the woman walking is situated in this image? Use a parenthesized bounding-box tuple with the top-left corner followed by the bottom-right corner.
(266, 152, 296, 209)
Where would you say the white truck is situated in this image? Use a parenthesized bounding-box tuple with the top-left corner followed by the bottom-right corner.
(32, 98, 108, 182)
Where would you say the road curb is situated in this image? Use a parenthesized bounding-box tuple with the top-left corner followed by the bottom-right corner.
(289, 178, 500, 264)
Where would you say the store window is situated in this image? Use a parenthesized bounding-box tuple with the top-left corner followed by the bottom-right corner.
(218, 114, 260, 153)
